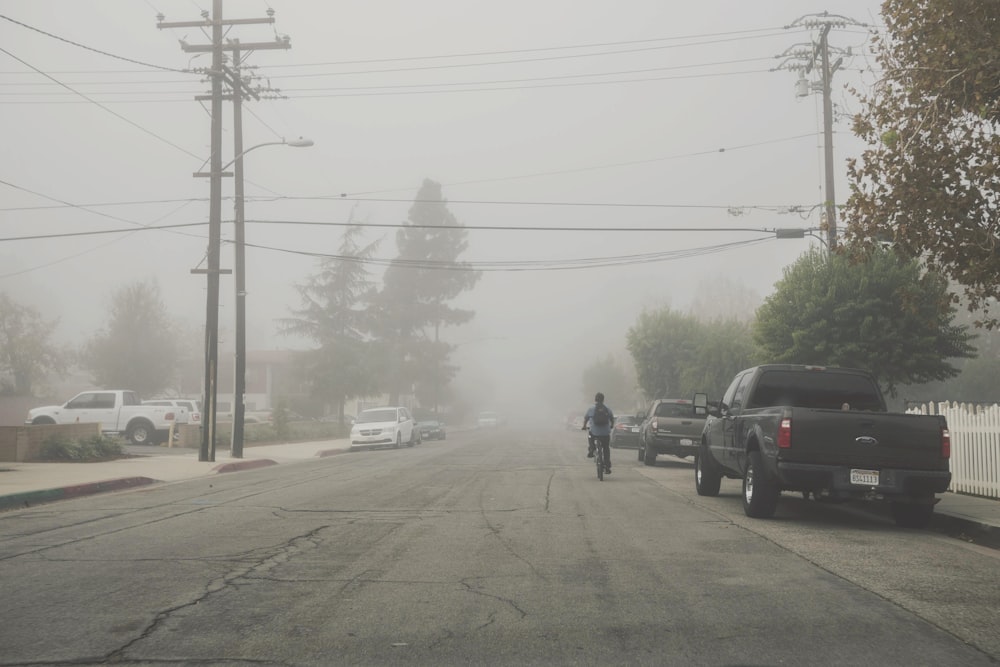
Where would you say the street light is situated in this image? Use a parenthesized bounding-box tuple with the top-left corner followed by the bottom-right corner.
(230, 136, 313, 458)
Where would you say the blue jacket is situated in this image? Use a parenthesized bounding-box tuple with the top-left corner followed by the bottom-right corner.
(584, 403, 615, 437)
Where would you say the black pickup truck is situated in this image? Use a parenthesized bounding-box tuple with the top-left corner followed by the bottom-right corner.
(694, 364, 951, 528)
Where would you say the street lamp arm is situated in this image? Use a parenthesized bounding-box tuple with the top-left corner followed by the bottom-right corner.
(221, 137, 313, 170)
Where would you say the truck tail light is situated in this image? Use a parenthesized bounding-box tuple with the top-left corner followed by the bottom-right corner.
(651, 418, 658, 430)
(777, 418, 792, 448)
(941, 428, 951, 459)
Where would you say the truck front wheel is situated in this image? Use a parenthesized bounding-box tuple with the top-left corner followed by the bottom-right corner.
(127, 421, 154, 446)
(890, 500, 934, 529)
(742, 450, 779, 518)
(695, 445, 722, 496)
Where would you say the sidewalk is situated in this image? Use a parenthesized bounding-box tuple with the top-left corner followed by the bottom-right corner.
(0, 438, 350, 511)
(1, 441, 998, 548)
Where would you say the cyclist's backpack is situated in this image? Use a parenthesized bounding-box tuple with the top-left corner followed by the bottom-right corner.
(592, 403, 610, 427)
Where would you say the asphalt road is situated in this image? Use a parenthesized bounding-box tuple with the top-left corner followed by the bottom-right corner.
(1, 426, 998, 666)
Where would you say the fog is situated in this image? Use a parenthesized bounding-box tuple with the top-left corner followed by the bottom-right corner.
(0, 1, 886, 422)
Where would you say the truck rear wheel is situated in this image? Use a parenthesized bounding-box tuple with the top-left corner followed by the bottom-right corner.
(695, 445, 722, 496)
(890, 500, 934, 529)
(742, 450, 779, 518)
(643, 444, 656, 466)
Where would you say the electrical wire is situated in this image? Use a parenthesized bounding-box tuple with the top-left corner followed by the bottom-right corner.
(0, 14, 194, 74)
(254, 27, 788, 70)
(241, 236, 778, 272)
(0, 47, 202, 159)
(0, 217, 786, 242)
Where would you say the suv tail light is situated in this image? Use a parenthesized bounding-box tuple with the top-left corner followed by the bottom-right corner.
(777, 418, 792, 448)
(941, 428, 951, 459)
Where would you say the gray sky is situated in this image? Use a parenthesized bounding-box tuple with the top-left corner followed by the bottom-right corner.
(0, 1, 887, 414)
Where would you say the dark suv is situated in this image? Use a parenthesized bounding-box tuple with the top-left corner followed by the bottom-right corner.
(637, 399, 706, 466)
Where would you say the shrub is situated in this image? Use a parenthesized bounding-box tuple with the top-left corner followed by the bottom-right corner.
(40, 434, 126, 461)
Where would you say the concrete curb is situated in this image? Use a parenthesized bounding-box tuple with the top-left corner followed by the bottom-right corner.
(316, 448, 350, 458)
(0, 476, 159, 511)
(211, 459, 278, 474)
(847, 499, 1000, 550)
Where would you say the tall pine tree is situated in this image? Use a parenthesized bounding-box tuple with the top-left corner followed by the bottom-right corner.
(282, 220, 380, 422)
(373, 179, 481, 405)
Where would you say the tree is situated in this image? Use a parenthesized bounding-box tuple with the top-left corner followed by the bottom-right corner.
(0, 292, 67, 395)
(82, 280, 176, 397)
(626, 309, 702, 400)
(626, 308, 755, 402)
(753, 248, 975, 395)
(680, 318, 756, 400)
(281, 221, 380, 422)
(373, 179, 481, 404)
(844, 0, 1000, 327)
(898, 293, 1000, 404)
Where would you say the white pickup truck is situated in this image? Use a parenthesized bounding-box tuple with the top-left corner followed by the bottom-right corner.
(26, 390, 180, 445)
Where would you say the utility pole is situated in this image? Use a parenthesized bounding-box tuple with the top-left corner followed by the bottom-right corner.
(230, 41, 249, 459)
(774, 12, 866, 253)
(158, 3, 288, 462)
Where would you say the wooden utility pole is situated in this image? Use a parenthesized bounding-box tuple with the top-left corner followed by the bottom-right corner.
(774, 12, 865, 253)
(158, 3, 288, 462)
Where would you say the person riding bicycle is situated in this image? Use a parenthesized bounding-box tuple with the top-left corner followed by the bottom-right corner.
(582, 392, 615, 474)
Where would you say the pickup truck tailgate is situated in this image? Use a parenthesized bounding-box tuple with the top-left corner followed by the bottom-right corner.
(784, 409, 947, 470)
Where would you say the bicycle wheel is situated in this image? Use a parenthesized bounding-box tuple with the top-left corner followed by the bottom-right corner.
(596, 446, 604, 481)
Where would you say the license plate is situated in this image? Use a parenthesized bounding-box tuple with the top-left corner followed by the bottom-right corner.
(850, 469, 879, 486)
(630, 427, 638, 432)
(680, 438, 693, 446)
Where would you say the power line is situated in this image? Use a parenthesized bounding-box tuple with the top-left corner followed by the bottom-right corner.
(0, 194, 813, 214)
(242, 236, 778, 272)
(0, 129, 826, 215)
(254, 27, 788, 70)
(0, 47, 202, 159)
(343, 132, 823, 196)
(0, 13, 194, 73)
(0, 55, 776, 93)
(254, 31, 791, 79)
(0, 67, 781, 104)
(0, 217, 787, 243)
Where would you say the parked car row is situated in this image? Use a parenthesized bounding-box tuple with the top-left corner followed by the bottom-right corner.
(417, 419, 446, 440)
(610, 364, 953, 529)
(604, 399, 706, 469)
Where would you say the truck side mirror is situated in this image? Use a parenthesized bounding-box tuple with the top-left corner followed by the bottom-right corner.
(693, 393, 708, 416)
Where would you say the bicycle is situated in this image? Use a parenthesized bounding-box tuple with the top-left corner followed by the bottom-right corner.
(584, 429, 606, 481)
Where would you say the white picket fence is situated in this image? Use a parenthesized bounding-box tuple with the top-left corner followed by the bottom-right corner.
(907, 402, 1000, 499)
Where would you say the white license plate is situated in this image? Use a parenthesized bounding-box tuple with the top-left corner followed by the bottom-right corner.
(850, 469, 879, 486)
(680, 438, 693, 446)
